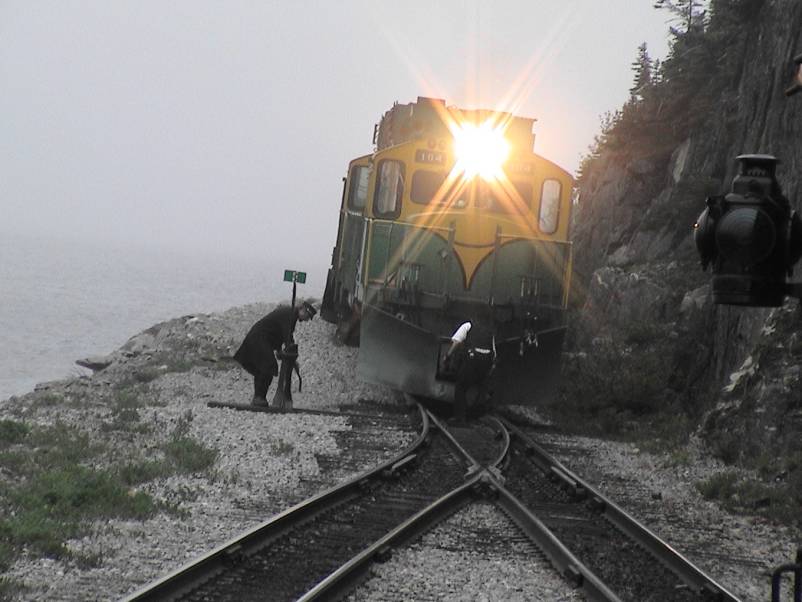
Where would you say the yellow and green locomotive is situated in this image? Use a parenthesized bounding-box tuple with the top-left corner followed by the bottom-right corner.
(321, 97, 573, 407)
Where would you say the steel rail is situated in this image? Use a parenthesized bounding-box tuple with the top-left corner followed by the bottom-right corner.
(297, 405, 510, 600)
(484, 414, 511, 472)
(422, 407, 482, 471)
(499, 417, 741, 602)
(122, 404, 430, 602)
(492, 481, 623, 602)
(298, 478, 480, 601)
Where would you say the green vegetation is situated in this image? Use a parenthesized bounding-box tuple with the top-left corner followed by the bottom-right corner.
(553, 317, 703, 455)
(112, 412, 217, 483)
(0, 575, 27, 599)
(556, 325, 684, 436)
(664, 448, 692, 468)
(101, 388, 149, 433)
(29, 392, 63, 410)
(3, 465, 156, 556)
(578, 0, 766, 231)
(270, 439, 296, 456)
(696, 464, 802, 526)
(0, 420, 153, 568)
(0, 420, 30, 447)
(0, 410, 218, 575)
(163, 412, 218, 474)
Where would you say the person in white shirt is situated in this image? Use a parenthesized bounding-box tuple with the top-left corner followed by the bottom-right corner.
(442, 311, 496, 421)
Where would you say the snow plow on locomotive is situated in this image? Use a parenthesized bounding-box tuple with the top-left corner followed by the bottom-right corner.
(322, 97, 573, 408)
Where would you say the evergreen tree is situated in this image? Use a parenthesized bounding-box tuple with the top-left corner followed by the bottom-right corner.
(653, 0, 707, 34)
(578, 1, 760, 184)
(629, 42, 653, 103)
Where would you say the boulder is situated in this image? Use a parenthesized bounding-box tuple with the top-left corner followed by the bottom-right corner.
(75, 355, 113, 371)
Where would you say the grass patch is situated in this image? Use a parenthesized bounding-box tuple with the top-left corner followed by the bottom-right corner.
(73, 550, 105, 570)
(118, 459, 172, 485)
(132, 367, 162, 385)
(0, 420, 155, 571)
(163, 436, 217, 474)
(707, 430, 742, 464)
(634, 410, 692, 454)
(0, 409, 219, 572)
(559, 344, 671, 425)
(665, 448, 692, 468)
(0, 540, 14, 572)
(167, 484, 200, 505)
(119, 412, 218, 481)
(1, 465, 157, 562)
(0, 420, 30, 447)
(0, 450, 35, 477)
(696, 471, 740, 499)
(101, 388, 151, 434)
(31, 422, 102, 463)
(162, 358, 194, 373)
(163, 413, 217, 474)
(0, 575, 27, 599)
(28, 392, 63, 411)
(270, 439, 295, 456)
(696, 469, 802, 526)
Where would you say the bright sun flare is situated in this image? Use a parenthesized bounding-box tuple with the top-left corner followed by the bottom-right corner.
(452, 121, 510, 181)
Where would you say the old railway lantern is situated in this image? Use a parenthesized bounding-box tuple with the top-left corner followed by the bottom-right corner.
(694, 154, 802, 306)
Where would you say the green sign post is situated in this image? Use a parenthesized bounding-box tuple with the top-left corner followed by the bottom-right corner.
(283, 269, 307, 307)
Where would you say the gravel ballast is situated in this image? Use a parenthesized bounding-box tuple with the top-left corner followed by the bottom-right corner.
(1, 302, 799, 601)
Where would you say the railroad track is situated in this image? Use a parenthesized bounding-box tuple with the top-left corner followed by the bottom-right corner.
(123, 403, 508, 601)
(125, 402, 742, 601)
(494, 416, 741, 601)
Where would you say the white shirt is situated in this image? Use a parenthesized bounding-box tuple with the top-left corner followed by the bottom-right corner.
(451, 321, 472, 343)
(451, 320, 494, 354)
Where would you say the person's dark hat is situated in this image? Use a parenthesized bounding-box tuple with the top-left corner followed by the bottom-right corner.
(301, 301, 317, 317)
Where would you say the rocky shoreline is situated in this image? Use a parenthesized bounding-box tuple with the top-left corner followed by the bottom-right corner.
(1, 302, 798, 601)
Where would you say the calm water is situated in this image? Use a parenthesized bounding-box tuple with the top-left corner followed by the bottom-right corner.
(0, 232, 325, 400)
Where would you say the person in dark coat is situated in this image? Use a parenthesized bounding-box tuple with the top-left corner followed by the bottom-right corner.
(234, 301, 316, 405)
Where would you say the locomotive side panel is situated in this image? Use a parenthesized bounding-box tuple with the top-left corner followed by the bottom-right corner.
(322, 156, 371, 327)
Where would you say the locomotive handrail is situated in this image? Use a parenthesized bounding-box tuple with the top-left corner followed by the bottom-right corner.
(497, 324, 567, 345)
(369, 216, 455, 234)
(497, 232, 574, 245)
(370, 216, 575, 245)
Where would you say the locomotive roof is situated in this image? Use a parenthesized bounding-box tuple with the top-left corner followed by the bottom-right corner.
(375, 96, 536, 152)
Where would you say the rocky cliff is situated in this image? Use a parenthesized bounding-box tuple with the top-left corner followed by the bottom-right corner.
(571, 0, 802, 466)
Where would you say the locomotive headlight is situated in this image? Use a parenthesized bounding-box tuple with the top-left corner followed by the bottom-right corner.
(452, 121, 510, 181)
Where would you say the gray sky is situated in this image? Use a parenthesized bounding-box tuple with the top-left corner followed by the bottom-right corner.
(2, 1, 670, 271)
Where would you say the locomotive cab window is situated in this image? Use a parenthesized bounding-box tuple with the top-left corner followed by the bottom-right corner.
(539, 179, 561, 233)
(509, 180, 533, 212)
(347, 165, 370, 211)
(476, 180, 532, 214)
(411, 170, 448, 204)
(374, 160, 405, 218)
